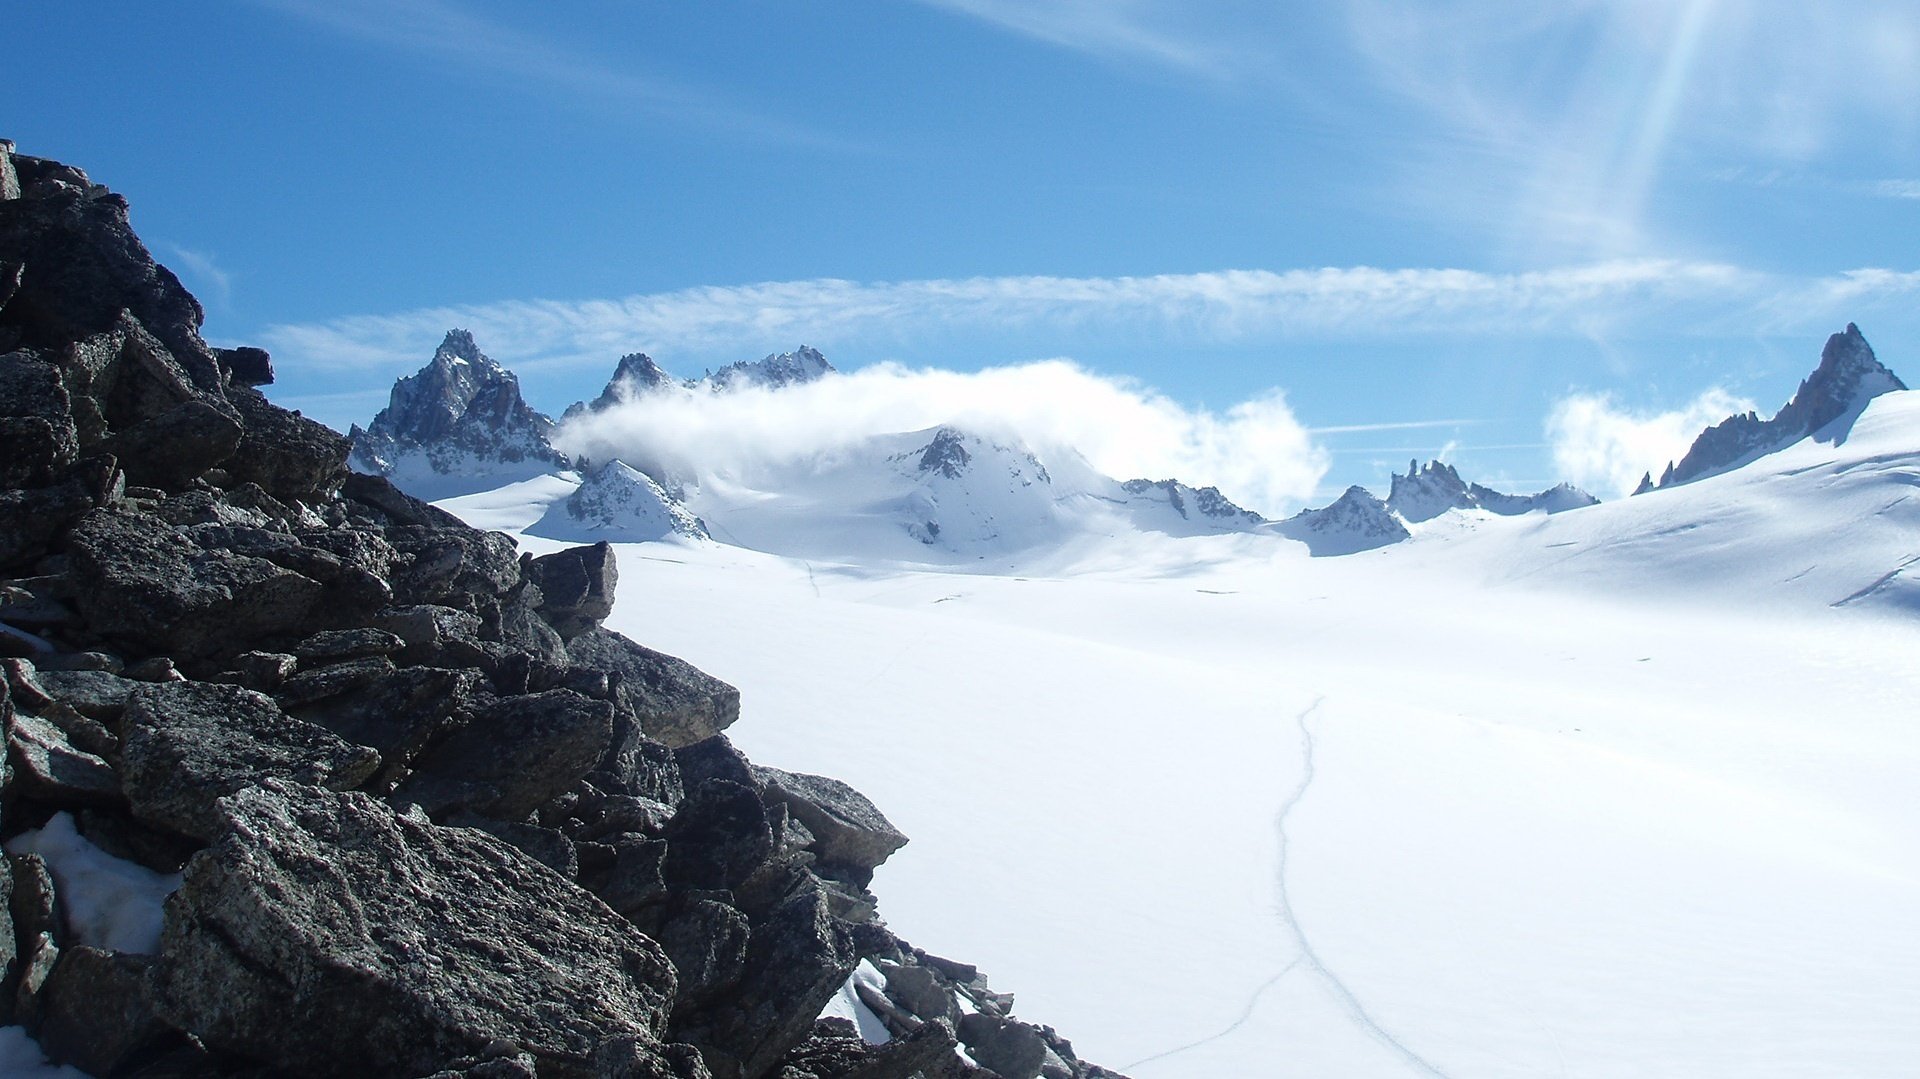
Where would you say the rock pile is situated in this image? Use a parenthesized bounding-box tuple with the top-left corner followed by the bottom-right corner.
(0, 142, 1124, 1079)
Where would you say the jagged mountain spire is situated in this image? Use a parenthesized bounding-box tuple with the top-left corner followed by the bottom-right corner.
(1644, 324, 1906, 493)
(348, 329, 570, 497)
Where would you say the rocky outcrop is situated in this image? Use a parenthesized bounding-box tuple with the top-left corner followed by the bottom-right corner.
(1118, 478, 1264, 529)
(0, 142, 1124, 1079)
(1277, 486, 1410, 556)
(1386, 459, 1597, 523)
(1643, 324, 1907, 492)
(707, 347, 834, 392)
(349, 330, 571, 498)
(568, 353, 681, 417)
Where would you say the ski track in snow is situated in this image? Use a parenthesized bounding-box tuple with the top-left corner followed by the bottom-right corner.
(1274, 698, 1453, 1079)
(1121, 960, 1302, 1072)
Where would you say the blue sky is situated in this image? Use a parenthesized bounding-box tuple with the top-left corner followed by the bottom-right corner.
(13, 1, 1920, 507)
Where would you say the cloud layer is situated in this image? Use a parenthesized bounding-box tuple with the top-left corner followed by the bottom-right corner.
(555, 361, 1329, 517)
(1546, 388, 1756, 498)
(265, 258, 1886, 379)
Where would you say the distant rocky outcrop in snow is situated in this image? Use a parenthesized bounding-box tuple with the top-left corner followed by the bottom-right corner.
(1278, 486, 1410, 556)
(1639, 323, 1907, 493)
(349, 329, 569, 497)
(1388, 459, 1598, 523)
(1120, 478, 1265, 527)
(529, 460, 710, 543)
(707, 345, 834, 391)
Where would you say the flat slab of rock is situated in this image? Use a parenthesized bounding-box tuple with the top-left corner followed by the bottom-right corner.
(120, 681, 380, 840)
(567, 628, 739, 749)
(393, 688, 612, 821)
(8, 710, 118, 803)
(751, 766, 908, 885)
(158, 782, 678, 1078)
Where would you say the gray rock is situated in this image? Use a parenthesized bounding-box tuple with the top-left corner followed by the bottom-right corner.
(958, 1014, 1049, 1079)
(8, 711, 119, 804)
(394, 689, 613, 821)
(273, 655, 396, 706)
(120, 680, 381, 840)
(215, 345, 274, 387)
(446, 812, 579, 879)
(158, 782, 678, 1078)
(752, 767, 908, 887)
(27, 649, 122, 673)
(32, 945, 181, 1076)
(568, 628, 740, 749)
(673, 870, 856, 1079)
(66, 508, 329, 667)
(879, 961, 960, 1026)
(525, 542, 618, 639)
(591, 1037, 714, 1079)
(293, 626, 406, 663)
(289, 664, 477, 780)
(654, 897, 751, 1007)
(31, 668, 139, 719)
(662, 779, 772, 892)
(122, 655, 184, 682)
(228, 649, 298, 690)
(223, 384, 352, 501)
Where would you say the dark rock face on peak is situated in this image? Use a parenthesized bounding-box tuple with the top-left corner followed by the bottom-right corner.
(1388, 459, 1597, 522)
(0, 143, 1125, 1079)
(707, 346, 834, 391)
(349, 329, 570, 498)
(572, 352, 681, 417)
(1122, 478, 1264, 527)
(917, 426, 974, 479)
(1645, 324, 1907, 493)
(1278, 486, 1409, 556)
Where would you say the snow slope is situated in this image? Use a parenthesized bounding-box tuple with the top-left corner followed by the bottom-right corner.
(440, 389, 1920, 1078)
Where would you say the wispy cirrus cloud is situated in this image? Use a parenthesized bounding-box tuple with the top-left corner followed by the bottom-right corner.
(248, 0, 852, 148)
(160, 244, 233, 309)
(911, 0, 1269, 78)
(261, 259, 1774, 373)
(260, 258, 1920, 381)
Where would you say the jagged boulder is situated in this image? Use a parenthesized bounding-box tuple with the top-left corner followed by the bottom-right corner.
(119, 680, 381, 840)
(393, 688, 613, 820)
(158, 782, 680, 1078)
(525, 542, 619, 639)
(752, 767, 908, 888)
(568, 627, 739, 749)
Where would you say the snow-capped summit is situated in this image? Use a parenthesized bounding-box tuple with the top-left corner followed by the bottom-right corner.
(528, 460, 709, 543)
(1646, 323, 1907, 491)
(1277, 486, 1410, 556)
(1387, 459, 1598, 522)
(567, 352, 679, 417)
(349, 329, 569, 498)
(708, 346, 835, 391)
(893, 426, 1056, 547)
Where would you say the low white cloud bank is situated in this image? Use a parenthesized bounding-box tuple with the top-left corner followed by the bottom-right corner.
(555, 360, 1330, 516)
(1546, 388, 1756, 498)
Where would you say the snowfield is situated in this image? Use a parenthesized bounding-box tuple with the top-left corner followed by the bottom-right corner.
(438, 390, 1920, 1078)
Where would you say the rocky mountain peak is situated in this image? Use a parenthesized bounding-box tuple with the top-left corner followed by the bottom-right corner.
(1386, 459, 1471, 523)
(1647, 323, 1906, 492)
(1279, 485, 1410, 556)
(349, 329, 569, 497)
(435, 327, 484, 364)
(708, 345, 835, 391)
